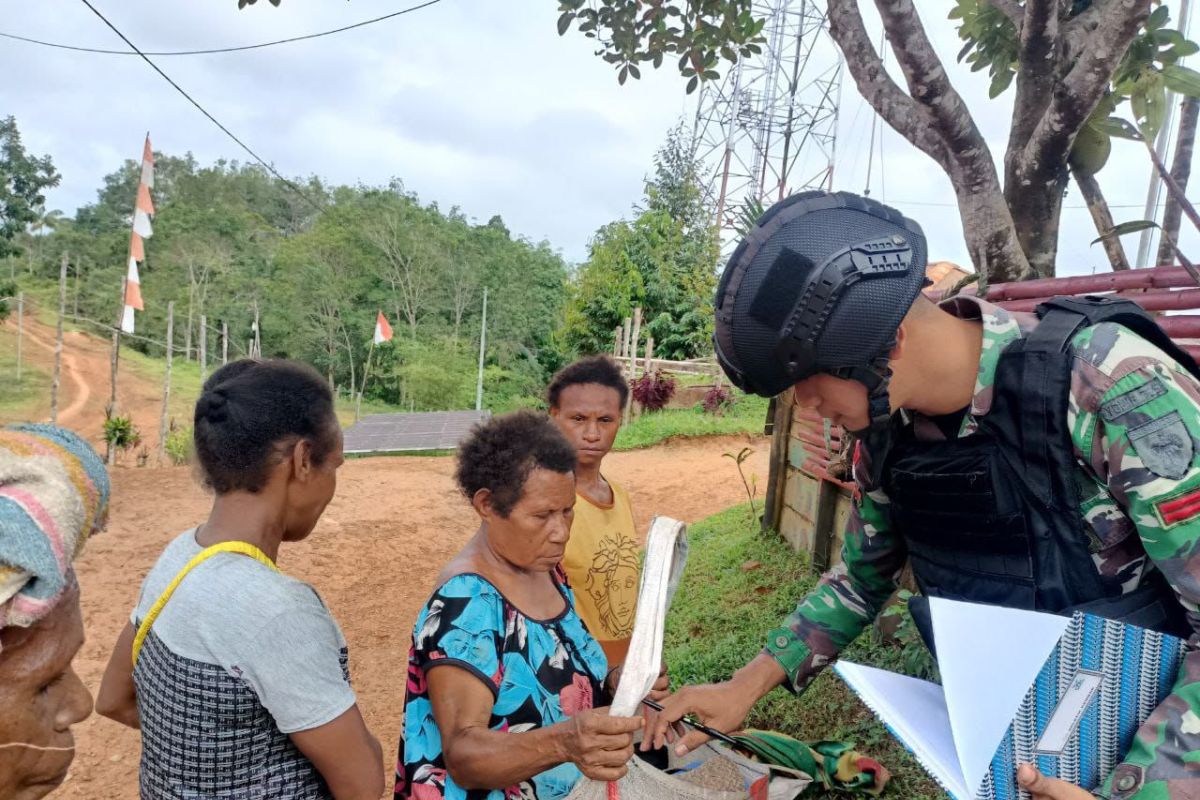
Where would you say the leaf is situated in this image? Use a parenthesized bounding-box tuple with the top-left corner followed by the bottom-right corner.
(1093, 115, 1143, 140)
(619, 65, 629, 85)
(1091, 219, 1160, 245)
(557, 10, 575, 36)
(628, 64, 641, 80)
(1173, 41, 1200, 59)
(1148, 5, 1171, 31)
(686, 75, 699, 94)
(989, 69, 1014, 99)
(1153, 28, 1188, 48)
(1131, 71, 1167, 138)
(1164, 64, 1200, 98)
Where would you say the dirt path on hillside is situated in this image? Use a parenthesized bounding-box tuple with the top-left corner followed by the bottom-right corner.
(56, 435, 769, 799)
(1, 311, 166, 451)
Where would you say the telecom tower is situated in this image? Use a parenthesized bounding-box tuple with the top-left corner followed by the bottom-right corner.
(693, 0, 843, 244)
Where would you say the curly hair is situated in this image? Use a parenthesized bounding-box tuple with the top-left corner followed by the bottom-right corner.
(455, 410, 577, 516)
(546, 355, 629, 410)
(193, 359, 338, 495)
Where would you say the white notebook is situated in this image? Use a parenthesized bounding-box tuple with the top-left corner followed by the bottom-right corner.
(834, 598, 1184, 800)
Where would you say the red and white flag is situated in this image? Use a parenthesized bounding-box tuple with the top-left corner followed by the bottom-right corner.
(373, 311, 394, 344)
(122, 135, 154, 333)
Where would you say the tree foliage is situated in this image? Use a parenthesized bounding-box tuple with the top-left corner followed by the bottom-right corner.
(556, 0, 767, 92)
(0, 116, 60, 261)
(12, 153, 570, 412)
(563, 123, 719, 359)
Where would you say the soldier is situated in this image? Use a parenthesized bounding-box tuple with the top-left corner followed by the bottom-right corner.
(649, 191, 1200, 800)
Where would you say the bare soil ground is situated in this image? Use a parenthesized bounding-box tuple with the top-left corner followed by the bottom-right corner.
(57, 438, 768, 798)
(4, 308, 771, 797)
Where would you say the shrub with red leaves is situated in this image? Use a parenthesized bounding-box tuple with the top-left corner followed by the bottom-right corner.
(631, 370, 677, 412)
(702, 385, 734, 415)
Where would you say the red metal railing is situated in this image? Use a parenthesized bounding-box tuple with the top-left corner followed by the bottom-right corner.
(981, 265, 1200, 361)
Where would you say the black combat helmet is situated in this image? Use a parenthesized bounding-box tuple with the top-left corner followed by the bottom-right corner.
(713, 190, 928, 426)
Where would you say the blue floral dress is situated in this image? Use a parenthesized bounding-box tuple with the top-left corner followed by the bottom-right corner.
(395, 571, 608, 800)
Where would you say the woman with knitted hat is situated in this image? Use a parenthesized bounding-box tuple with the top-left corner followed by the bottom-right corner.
(96, 359, 383, 800)
(0, 423, 110, 800)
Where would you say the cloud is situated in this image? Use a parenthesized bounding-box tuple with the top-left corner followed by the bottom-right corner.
(3, 0, 1193, 270)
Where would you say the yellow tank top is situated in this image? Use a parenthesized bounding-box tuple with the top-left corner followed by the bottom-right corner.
(562, 479, 639, 667)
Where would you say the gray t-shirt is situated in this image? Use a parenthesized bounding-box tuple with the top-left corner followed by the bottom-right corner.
(132, 529, 356, 734)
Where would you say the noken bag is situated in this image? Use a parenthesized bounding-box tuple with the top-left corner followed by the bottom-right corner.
(563, 517, 814, 800)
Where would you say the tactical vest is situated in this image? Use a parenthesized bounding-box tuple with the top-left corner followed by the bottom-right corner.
(881, 295, 1199, 641)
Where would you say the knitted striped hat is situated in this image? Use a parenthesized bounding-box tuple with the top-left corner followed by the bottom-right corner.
(0, 424, 110, 635)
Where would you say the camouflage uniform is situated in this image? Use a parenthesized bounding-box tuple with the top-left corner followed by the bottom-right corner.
(763, 296, 1200, 798)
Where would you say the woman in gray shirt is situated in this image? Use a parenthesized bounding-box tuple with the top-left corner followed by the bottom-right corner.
(96, 359, 383, 800)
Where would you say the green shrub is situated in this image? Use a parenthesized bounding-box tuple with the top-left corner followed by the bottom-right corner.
(165, 423, 193, 465)
(103, 414, 141, 457)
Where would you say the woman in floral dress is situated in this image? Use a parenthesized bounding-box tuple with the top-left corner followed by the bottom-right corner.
(395, 411, 651, 800)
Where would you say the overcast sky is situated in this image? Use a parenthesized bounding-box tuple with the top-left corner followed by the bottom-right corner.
(3, 0, 1195, 274)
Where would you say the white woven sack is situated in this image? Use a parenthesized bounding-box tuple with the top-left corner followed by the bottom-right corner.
(564, 518, 813, 800)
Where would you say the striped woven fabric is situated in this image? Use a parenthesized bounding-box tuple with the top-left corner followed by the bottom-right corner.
(0, 423, 109, 634)
(984, 613, 1184, 800)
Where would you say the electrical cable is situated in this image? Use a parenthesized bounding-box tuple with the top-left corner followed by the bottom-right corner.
(78, 0, 326, 213)
(4, 0, 441, 56)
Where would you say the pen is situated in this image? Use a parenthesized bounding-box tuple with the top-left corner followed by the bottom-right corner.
(640, 698, 741, 748)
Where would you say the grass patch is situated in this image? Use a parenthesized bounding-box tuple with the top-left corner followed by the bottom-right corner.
(665, 504, 947, 799)
(0, 346, 51, 423)
(614, 393, 770, 451)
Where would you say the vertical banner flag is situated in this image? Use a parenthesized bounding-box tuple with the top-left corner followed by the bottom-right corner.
(374, 311, 394, 344)
(122, 135, 154, 333)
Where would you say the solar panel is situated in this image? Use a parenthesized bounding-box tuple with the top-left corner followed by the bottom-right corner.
(343, 410, 492, 454)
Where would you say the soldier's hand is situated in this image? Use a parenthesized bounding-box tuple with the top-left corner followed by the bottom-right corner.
(648, 681, 756, 755)
(1017, 764, 1093, 800)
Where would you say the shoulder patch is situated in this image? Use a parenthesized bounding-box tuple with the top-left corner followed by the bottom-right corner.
(1154, 485, 1200, 527)
(1100, 378, 1167, 422)
(1128, 410, 1194, 480)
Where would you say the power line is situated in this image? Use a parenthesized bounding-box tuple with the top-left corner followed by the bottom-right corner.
(3, 0, 442, 56)
(890, 199, 1156, 210)
(78, 0, 326, 213)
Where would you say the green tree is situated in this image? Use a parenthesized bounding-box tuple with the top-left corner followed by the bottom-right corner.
(952, 1, 1200, 271)
(564, 123, 718, 360)
(555, 0, 766, 91)
(0, 117, 60, 263)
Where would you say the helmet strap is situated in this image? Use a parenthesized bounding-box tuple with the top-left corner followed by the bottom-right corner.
(841, 350, 897, 488)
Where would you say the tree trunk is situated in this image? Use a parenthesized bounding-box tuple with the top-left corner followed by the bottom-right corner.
(953, 178, 1033, 283)
(1072, 165, 1130, 270)
(826, 0, 1031, 282)
(1005, 167, 1068, 278)
(1158, 96, 1200, 267)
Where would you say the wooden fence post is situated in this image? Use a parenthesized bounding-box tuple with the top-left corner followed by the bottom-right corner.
(50, 253, 68, 424)
(15, 292, 23, 383)
(222, 320, 229, 364)
(252, 300, 262, 358)
(623, 307, 642, 425)
(612, 326, 622, 357)
(621, 317, 632, 369)
(107, 277, 126, 466)
(159, 301, 174, 465)
(199, 314, 208, 383)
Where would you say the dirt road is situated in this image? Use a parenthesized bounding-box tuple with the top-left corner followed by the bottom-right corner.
(57, 435, 769, 798)
(2, 311, 168, 453)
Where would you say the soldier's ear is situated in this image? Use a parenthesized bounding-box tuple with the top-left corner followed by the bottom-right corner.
(890, 321, 909, 362)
